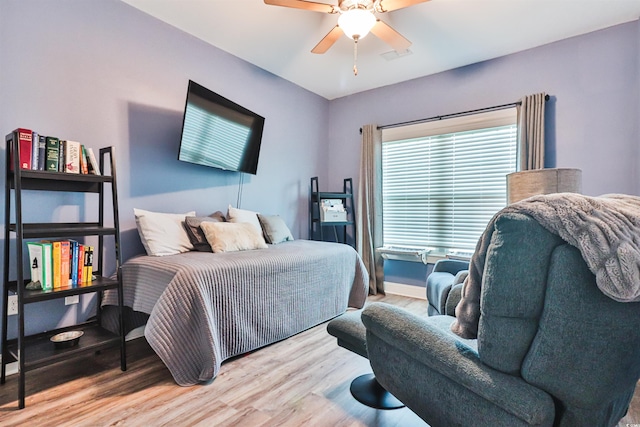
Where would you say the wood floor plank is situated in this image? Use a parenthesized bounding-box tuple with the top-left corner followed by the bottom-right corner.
(0, 293, 637, 426)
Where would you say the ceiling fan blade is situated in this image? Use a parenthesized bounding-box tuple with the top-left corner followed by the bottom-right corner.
(263, 0, 337, 14)
(311, 25, 344, 54)
(370, 20, 411, 51)
(376, 0, 430, 13)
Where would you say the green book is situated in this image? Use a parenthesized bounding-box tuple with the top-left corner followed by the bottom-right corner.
(45, 136, 59, 172)
(41, 242, 53, 290)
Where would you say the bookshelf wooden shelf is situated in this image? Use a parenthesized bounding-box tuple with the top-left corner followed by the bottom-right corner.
(1, 136, 126, 409)
(6, 323, 120, 371)
(8, 223, 117, 238)
(8, 169, 113, 193)
(7, 276, 120, 304)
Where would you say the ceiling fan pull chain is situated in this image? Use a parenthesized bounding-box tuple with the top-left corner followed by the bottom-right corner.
(353, 36, 359, 76)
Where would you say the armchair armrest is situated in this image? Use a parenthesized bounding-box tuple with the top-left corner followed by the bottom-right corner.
(433, 258, 470, 275)
(427, 259, 469, 316)
(445, 282, 464, 316)
(444, 268, 468, 316)
(361, 302, 555, 426)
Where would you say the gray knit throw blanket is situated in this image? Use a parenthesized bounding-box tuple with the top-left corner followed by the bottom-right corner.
(451, 193, 640, 339)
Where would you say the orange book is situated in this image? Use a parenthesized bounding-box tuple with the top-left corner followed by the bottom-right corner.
(52, 241, 62, 289)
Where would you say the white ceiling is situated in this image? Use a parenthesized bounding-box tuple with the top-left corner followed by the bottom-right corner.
(121, 0, 640, 100)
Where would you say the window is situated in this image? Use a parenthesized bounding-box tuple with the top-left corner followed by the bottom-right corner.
(381, 108, 517, 254)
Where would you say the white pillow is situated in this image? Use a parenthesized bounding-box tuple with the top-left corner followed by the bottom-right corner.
(200, 221, 268, 253)
(134, 208, 196, 256)
(227, 205, 262, 234)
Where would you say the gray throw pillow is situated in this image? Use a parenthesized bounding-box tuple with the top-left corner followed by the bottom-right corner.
(257, 214, 294, 244)
(183, 211, 226, 252)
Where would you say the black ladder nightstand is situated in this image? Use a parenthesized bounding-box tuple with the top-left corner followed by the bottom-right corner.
(309, 176, 356, 247)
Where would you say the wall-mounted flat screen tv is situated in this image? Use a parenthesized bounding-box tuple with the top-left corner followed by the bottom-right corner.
(178, 80, 265, 175)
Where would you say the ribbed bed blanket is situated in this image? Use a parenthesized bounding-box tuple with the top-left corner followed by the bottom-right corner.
(103, 240, 368, 385)
(452, 193, 640, 339)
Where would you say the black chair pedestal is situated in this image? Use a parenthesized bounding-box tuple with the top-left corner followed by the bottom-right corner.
(350, 373, 405, 410)
(327, 310, 405, 411)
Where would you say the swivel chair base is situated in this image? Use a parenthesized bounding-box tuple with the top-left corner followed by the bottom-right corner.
(327, 311, 405, 410)
(350, 373, 405, 410)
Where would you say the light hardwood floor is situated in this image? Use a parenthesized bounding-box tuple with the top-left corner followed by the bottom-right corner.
(0, 294, 638, 426)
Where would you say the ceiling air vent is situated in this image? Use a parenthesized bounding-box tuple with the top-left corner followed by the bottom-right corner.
(381, 49, 413, 61)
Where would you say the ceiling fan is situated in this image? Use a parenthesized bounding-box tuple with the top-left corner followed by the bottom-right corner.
(264, 0, 430, 75)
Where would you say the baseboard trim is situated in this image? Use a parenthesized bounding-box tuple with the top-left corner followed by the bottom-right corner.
(2, 326, 146, 377)
(384, 281, 426, 300)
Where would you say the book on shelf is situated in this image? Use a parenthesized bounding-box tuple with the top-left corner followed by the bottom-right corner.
(58, 140, 65, 172)
(37, 134, 46, 171)
(7, 128, 33, 170)
(80, 145, 89, 174)
(27, 242, 53, 291)
(41, 243, 53, 290)
(52, 241, 62, 289)
(85, 147, 101, 175)
(84, 246, 94, 282)
(31, 132, 39, 170)
(45, 136, 60, 172)
(77, 244, 85, 284)
(60, 241, 70, 287)
(26, 242, 44, 288)
(69, 240, 79, 286)
(34, 240, 92, 289)
(9, 127, 102, 176)
(64, 140, 81, 174)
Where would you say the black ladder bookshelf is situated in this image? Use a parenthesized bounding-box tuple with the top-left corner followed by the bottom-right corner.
(1, 138, 126, 409)
(309, 176, 356, 247)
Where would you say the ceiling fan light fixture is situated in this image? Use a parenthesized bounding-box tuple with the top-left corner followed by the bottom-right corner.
(338, 9, 376, 40)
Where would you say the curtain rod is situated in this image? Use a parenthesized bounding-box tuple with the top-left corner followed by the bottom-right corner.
(359, 94, 550, 133)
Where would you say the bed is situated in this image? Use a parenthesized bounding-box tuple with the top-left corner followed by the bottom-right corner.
(102, 239, 368, 386)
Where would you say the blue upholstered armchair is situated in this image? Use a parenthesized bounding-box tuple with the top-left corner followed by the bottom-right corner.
(362, 213, 640, 427)
(426, 259, 469, 316)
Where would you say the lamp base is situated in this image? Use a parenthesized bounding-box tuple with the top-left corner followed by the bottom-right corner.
(350, 373, 405, 410)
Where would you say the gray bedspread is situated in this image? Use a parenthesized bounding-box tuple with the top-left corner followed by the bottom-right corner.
(103, 240, 368, 386)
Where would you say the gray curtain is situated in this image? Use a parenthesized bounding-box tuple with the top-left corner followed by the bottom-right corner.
(517, 93, 546, 170)
(357, 124, 384, 295)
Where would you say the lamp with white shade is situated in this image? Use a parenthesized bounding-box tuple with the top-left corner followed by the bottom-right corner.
(506, 168, 582, 204)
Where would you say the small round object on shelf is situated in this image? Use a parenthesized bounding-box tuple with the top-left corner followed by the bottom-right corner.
(50, 330, 84, 349)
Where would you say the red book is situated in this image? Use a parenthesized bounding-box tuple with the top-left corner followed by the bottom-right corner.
(77, 244, 85, 285)
(7, 128, 33, 170)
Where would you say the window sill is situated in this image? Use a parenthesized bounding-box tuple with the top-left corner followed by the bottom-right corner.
(377, 247, 472, 264)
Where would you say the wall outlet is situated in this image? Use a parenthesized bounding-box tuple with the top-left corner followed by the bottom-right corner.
(8, 295, 18, 316)
(65, 295, 80, 305)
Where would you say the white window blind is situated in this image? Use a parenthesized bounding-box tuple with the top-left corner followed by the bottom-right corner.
(381, 108, 517, 253)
